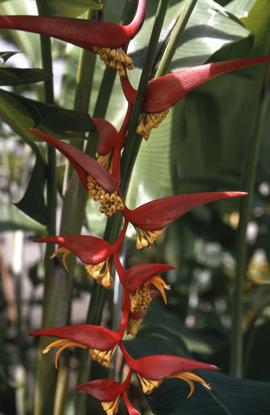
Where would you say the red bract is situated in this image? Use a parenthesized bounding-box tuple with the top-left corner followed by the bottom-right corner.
(36, 235, 113, 287)
(123, 191, 246, 249)
(144, 56, 270, 113)
(94, 117, 119, 157)
(35, 223, 127, 288)
(32, 325, 121, 368)
(125, 354, 217, 379)
(124, 264, 174, 336)
(94, 104, 132, 177)
(133, 55, 270, 138)
(75, 378, 125, 402)
(121, 346, 218, 396)
(126, 263, 175, 291)
(75, 371, 138, 415)
(29, 128, 125, 217)
(29, 128, 118, 191)
(0, 0, 146, 76)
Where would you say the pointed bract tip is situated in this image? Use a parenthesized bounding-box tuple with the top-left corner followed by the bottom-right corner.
(225, 191, 247, 197)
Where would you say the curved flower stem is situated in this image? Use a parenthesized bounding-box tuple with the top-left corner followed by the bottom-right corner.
(155, 0, 198, 77)
(120, 0, 170, 197)
(230, 65, 270, 377)
(34, 2, 57, 415)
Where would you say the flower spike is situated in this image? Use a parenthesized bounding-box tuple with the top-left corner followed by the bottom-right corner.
(32, 325, 121, 368)
(134, 55, 270, 138)
(0, 0, 146, 76)
(123, 191, 246, 249)
(29, 128, 124, 217)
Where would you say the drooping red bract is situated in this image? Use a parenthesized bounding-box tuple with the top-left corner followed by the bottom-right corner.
(126, 263, 175, 291)
(29, 128, 119, 191)
(0, 0, 146, 51)
(35, 235, 114, 265)
(123, 191, 246, 231)
(31, 324, 121, 350)
(124, 353, 218, 380)
(143, 55, 270, 113)
(75, 378, 125, 401)
(94, 118, 119, 156)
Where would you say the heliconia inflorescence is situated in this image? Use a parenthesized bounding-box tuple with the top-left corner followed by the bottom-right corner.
(6, 1, 269, 413)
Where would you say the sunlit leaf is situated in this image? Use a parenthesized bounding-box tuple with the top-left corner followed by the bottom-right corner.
(0, 197, 45, 232)
(47, 0, 102, 17)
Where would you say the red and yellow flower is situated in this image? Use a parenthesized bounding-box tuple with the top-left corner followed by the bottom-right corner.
(36, 222, 127, 288)
(123, 263, 174, 335)
(122, 192, 246, 249)
(32, 325, 121, 368)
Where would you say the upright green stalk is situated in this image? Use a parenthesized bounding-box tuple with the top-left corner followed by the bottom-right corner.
(121, 0, 170, 197)
(52, 12, 97, 415)
(230, 67, 270, 377)
(34, 2, 57, 415)
(155, 0, 198, 77)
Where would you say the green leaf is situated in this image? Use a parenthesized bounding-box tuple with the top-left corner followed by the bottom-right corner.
(0, 89, 95, 147)
(0, 51, 18, 63)
(169, 0, 250, 69)
(15, 156, 48, 226)
(129, 0, 250, 72)
(0, 88, 41, 153)
(0, 68, 52, 85)
(148, 371, 270, 415)
(226, 0, 256, 18)
(241, 0, 270, 53)
(0, 1, 41, 65)
(47, 0, 102, 17)
(14, 94, 95, 133)
(0, 197, 45, 232)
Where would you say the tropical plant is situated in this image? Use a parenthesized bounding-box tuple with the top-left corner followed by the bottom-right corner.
(0, 1, 270, 415)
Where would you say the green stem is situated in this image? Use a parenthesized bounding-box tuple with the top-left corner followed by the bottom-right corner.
(155, 0, 198, 78)
(121, 0, 170, 197)
(94, 67, 117, 118)
(34, 2, 57, 415)
(52, 12, 98, 415)
(230, 67, 270, 377)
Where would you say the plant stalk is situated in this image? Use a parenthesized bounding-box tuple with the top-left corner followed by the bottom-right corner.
(155, 0, 198, 77)
(230, 66, 270, 377)
(52, 11, 98, 415)
(121, 0, 170, 197)
(34, 2, 57, 415)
